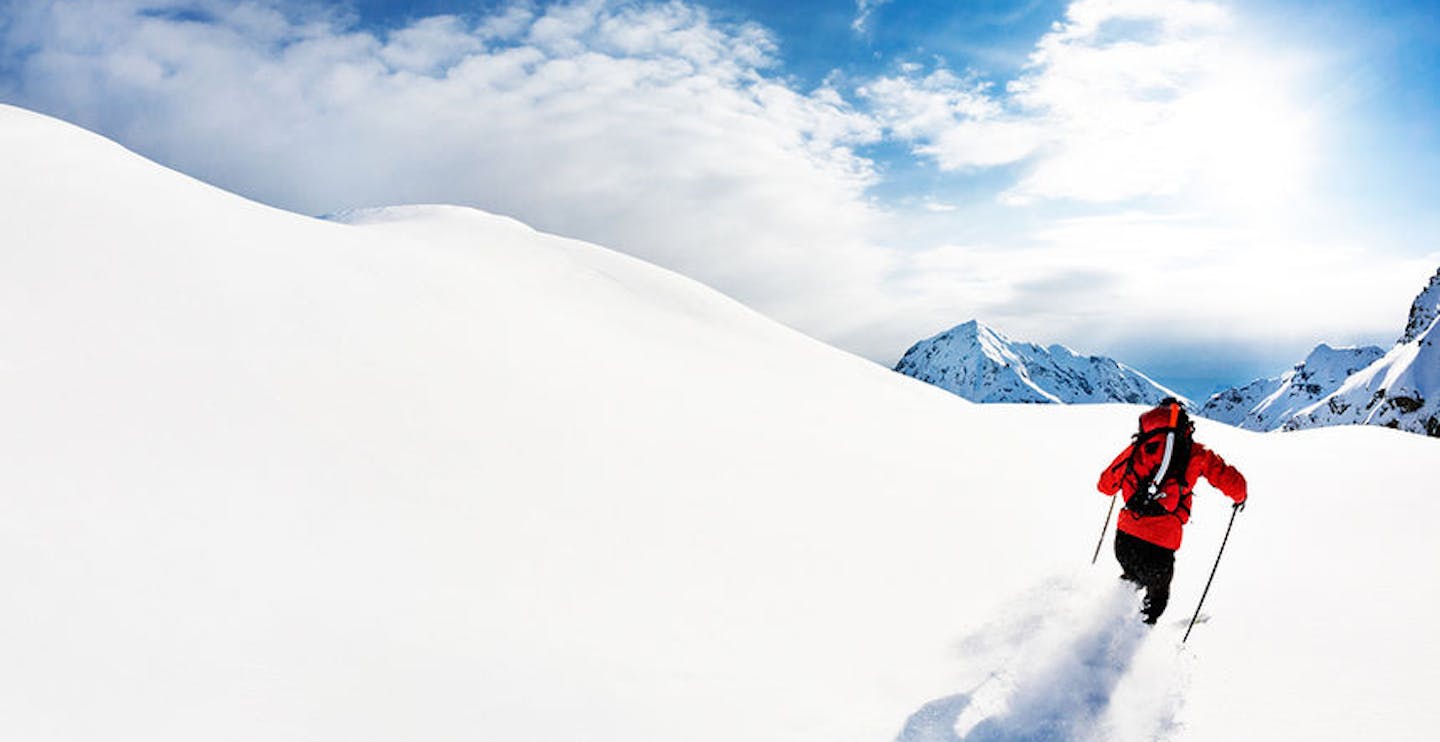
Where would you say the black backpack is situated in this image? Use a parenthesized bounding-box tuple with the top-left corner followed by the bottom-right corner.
(1123, 398, 1195, 518)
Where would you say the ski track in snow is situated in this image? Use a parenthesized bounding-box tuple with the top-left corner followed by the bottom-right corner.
(898, 571, 1192, 742)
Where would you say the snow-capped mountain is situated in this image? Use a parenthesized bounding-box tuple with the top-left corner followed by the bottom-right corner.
(1201, 267, 1440, 437)
(1285, 313, 1440, 436)
(893, 319, 1183, 405)
(1198, 343, 1385, 430)
(1400, 267, 1440, 344)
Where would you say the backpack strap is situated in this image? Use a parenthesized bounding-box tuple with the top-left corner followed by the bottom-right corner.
(1146, 404, 1181, 497)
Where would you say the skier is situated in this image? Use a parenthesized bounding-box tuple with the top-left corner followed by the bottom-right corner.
(1097, 397, 1247, 624)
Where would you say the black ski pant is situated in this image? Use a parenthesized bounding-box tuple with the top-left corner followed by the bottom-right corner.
(1114, 529, 1176, 624)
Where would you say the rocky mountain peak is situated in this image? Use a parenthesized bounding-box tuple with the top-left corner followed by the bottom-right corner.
(1400, 267, 1440, 344)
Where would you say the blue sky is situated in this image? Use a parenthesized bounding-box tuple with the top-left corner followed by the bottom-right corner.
(2, 0, 1438, 398)
(349, 0, 1065, 80)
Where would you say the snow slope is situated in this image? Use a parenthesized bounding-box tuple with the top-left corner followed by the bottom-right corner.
(894, 320, 1181, 405)
(3, 104, 1440, 741)
(1198, 343, 1385, 430)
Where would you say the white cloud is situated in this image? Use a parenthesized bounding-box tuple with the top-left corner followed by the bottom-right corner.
(863, 0, 1315, 207)
(0, 0, 892, 341)
(0, 0, 1425, 384)
(378, 16, 483, 73)
(851, 0, 893, 35)
(886, 210, 1440, 374)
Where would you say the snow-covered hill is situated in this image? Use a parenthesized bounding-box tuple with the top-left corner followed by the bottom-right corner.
(4, 104, 1440, 741)
(1198, 343, 1385, 430)
(894, 319, 1182, 405)
(1202, 267, 1440, 437)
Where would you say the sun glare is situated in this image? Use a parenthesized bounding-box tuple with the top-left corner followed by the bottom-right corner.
(1182, 48, 1315, 212)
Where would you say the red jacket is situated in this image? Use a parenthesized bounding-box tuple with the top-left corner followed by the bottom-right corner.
(1097, 441, 1247, 550)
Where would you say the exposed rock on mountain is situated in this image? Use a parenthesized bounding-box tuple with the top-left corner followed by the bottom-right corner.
(1400, 267, 1440, 344)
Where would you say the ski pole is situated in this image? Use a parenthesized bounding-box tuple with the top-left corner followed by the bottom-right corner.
(1183, 501, 1243, 643)
(1091, 495, 1118, 564)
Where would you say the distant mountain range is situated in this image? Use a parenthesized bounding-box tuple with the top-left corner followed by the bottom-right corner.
(1198, 344, 1386, 431)
(892, 320, 1181, 405)
(893, 269, 1440, 438)
(1202, 267, 1439, 438)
